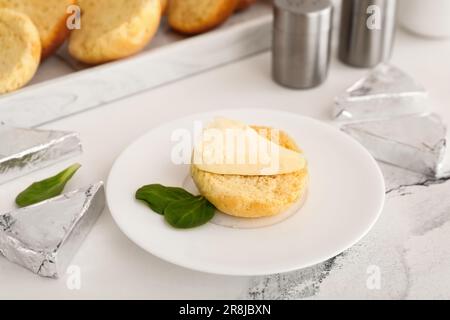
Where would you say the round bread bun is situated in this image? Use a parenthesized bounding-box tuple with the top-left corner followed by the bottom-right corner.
(168, 0, 239, 35)
(0, 9, 41, 94)
(69, 0, 161, 64)
(191, 126, 309, 218)
(0, 0, 75, 59)
(235, 0, 257, 11)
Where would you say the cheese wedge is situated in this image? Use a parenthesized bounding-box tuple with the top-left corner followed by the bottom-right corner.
(193, 118, 306, 175)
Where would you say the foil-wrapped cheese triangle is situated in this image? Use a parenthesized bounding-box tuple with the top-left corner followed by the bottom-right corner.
(0, 182, 105, 278)
(0, 126, 82, 185)
(341, 114, 447, 177)
(334, 64, 429, 122)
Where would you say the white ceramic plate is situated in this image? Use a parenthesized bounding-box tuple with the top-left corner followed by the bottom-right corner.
(107, 109, 385, 276)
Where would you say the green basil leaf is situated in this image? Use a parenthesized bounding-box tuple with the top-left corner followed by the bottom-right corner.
(15, 163, 82, 207)
(135, 184, 194, 215)
(164, 196, 215, 229)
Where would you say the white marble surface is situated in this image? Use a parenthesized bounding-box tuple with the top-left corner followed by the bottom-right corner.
(0, 27, 450, 299)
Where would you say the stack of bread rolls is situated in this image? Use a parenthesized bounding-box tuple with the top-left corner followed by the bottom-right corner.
(69, 0, 162, 64)
(0, 0, 258, 94)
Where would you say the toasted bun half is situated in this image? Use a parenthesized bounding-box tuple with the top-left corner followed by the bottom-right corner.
(191, 126, 309, 218)
(0, 9, 41, 94)
(168, 0, 239, 35)
(0, 0, 75, 59)
(69, 0, 161, 64)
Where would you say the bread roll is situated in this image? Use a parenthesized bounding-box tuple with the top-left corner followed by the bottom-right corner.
(191, 126, 309, 218)
(160, 0, 169, 15)
(69, 0, 161, 64)
(168, 0, 239, 35)
(0, 9, 41, 94)
(0, 0, 75, 59)
(235, 0, 257, 11)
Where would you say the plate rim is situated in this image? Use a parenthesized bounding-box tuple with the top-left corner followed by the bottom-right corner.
(106, 108, 386, 276)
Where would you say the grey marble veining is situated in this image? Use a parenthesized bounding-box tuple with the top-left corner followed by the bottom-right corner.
(244, 161, 450, 299)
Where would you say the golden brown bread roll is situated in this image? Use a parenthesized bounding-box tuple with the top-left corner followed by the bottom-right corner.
(235, 0, 257, 11)
(0, 9, 41, 94)
(168, 0, 239, 35)
(160, 0, 169, 15)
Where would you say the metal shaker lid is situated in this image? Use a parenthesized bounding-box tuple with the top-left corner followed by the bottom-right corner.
(274, 0, 333, 35)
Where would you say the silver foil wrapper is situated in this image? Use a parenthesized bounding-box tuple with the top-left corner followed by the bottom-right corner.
(341, 114, 447, 177)
(0, 126, 82, 185)
(0, 182, 105, 278)
(334, 64, 429, 122)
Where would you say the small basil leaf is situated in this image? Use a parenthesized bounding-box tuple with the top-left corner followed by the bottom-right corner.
(135, 184, 194, 215)
(15, 163, 82, 207)
(164, 196, 215, 229)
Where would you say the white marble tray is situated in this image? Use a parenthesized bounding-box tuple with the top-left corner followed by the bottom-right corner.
(0, 1, 272, 128)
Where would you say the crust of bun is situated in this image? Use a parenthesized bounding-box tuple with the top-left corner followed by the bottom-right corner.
(0, 0, 75, 59)
(69, 0, 161, 64)
(235, 0, 257, 11)
(0, 9, 41, 94)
